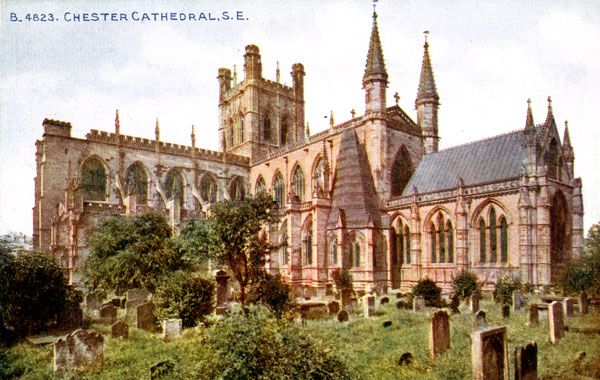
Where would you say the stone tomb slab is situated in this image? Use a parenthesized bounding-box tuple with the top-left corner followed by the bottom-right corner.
(126, 299, 146, 324)
(471, 326, 509, 380)
(137, 302, 158, 332)
(470, 293, 480, 313)
(429, 310, 450, 359)
(512, 291, 523, 311)
(514, 341, 537, 380)
(563, 297, 576, 317)
(327, 300, 340, 316)
(54, 329, 104, 374)
(126, 288, 149, 303)
(548, 301, 565, 343)
(363, 295, 375, 317)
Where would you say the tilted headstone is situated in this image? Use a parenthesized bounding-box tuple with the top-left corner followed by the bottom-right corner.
(336, 309, 349, 322)
(341, 289, 353, 312)
(111, 320, 129, 339)
(474, 310, 487, 330)
(580, 291, 588, 314)
(85, 292, 103, 311)
(548, 301, 565, 343)
(538, 304, 548, 321)
(137, 302, 157, 332)
(54, 329, 103, 374)
(215, 270, 230, 315)
(563, 297, 576, 317)
(470, 293, 480, 313)
(99, 304, 117, 325)
(413, 296, 425, 312)
(528, 305, 539, 326)
(471, 326, 509, 380)
(363, 295, 375, 317)
(162, 319, 182, 341)
(429, 310, 450, 359)
(126, 299, 146, 324)
(514, 341, 537, 380)
(380, 296, 390, 305)
(150, 360, 175, 380)
(327, 300, 340, 316)
(513, 291, 523, 311)
(502, 305, 510, 318)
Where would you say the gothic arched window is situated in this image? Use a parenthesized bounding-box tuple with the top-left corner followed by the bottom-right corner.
(312, 157, 323, 194)
(280, 221, 288, 266)
(390, 147, 413, 197)
(125, 162, 148, 202)
(302, 220, 313, 266)
(330, 237, 338, 266)
(81, 157, 107, 201)
(165, 169, 185, 205)
(229, 177, 245, 200)
(447, 221, 454, 263)
(353, 242, 361, 267)
(500, 217, 508, 263)
(489, 208, 497, 262)
(238, 114, 245, 144)
(430, 222, 437, 263)
(404, 225, 411, 264)
(255, 177, 266, 195)
(438, 214, 446, 263)
(273, 172, 285, 207)
(479, 219, 487, 263)
(200, 174, 218, 203)
(292, 166, 305, 202)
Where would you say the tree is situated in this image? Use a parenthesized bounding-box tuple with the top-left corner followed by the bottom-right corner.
(559, 222, 600, 295)
(83, 211, 189, 294)
(0, 249, 70, 339)
(181, 195, 278, 305)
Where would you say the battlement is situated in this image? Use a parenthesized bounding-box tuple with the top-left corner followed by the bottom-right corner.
(86, 129, 250, 166)
(43, 118, 72, 137)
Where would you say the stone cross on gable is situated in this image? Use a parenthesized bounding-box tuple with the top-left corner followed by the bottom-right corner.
(394, 92, 400, 105)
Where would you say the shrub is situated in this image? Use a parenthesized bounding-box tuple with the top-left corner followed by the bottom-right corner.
(558, 260, 594, 295)
(203, 306, 354, 380)
(247, 273, 291, 317)
(411, 277, 443, 307)
(493, 274, 522, 306)
(154, 271, 215, 328)
(451, 270, 480, 300)
(0, 251, 69, 339)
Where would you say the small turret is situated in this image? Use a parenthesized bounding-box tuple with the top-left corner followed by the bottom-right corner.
(115, 109, 120, 135)
(291, 63, 305, 101)
(416, 32, 440, 154)
(191, 125, 196, 148)
(563, 120, 574, 176)
(363, 11, 388, 115)
(217, 68, 232, 101)
(524, 98, 535, 146)
(155, 118, 160, 141)
(243, 44, 262, 81)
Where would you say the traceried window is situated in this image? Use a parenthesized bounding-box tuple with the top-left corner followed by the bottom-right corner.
(229, 177, 245, 200)
(273, 172, 285, 207)
(489, 208, 498, 262)
(404, 225, 411, 264)
(447, 221, 454, 263)
(479, 219, 487, 263)
(280, 221, 288, 266)
(430, 222, 437, 263)
(165, 170, 185, 205)
(353, 242, 361, 267)
(292, 166, 305, 202)
(500, 217, 508, 263)
(438, 214, 446, 263)
(200, 174, 218, 203)
(255, 177, 266, 195)
(81, 157, 107, 201)
(125, 162, 148, 201)
(390, 146, 413, 197)
(302, 220, 313, 266)
(238, 114, 245, 144)
(330, 237, 338, 266)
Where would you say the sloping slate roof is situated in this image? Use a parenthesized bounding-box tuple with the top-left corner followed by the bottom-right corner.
(402, 130, 526, 195)
(327, 128, 382, 229)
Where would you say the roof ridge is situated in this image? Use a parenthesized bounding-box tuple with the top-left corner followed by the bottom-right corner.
(435, 128, 525, 153)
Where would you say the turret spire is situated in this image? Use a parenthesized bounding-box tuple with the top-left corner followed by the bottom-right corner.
(416, 32, 439, 103)
(525, 98, 535, 130)
(362, 10, 388, 88)
(544, 96, 556, 127)
(563, 120, 572, 148)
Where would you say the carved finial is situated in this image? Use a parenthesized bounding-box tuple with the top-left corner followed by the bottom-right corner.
(155, 118, 160, 141)
(306, 122, 310, 137)
(394, 92, 400, 105)
(351, 109, 356, 118)
(115, 109, 120, 134)
(329, 111, 334, 127)
(547, 96, 552, 111)
(233, 65, 238, 84)
(191, 125, 196, 147)
(373, 0, 378, 15)
(276, 61, 280, 83)
(424, 30, 429, 44)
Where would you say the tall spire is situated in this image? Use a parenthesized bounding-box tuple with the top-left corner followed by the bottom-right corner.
(362, 10, 388, 87)
(416, 32, 439, 103)
(525, 98, 535, 130)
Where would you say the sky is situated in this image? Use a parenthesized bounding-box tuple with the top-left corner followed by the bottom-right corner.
(1, 0, 600, 236)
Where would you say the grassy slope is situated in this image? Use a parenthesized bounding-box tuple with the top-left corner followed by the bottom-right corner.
(2, 296, 600, 379)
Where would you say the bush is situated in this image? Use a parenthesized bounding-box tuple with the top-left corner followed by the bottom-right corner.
(493, 274, 522, 306)
(451, 270, 480, 300)
(154, 271, 215, 328)
(0, 251, 70, 339)
(203, 306, 354, 380)
(411, 277, 443, 307)
(247, 273, 291, 317)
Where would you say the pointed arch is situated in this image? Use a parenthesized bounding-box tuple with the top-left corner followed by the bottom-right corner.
(550, 190, 570, 267)
(446, 220, 454, 263)
(489, 207, 498, 262)
(238, 112, 245, 144)
(279, 219, 289, 266)
(272, 171, 285, 207)
(545, 138, 560, 180)
(312, 155, 324, 195)
(81, 156, 108, 201)
(301, 215, 313, 266)
(329, 234, 338, 267)
(125, 162, 149, 202)
(164, 168, 185, 205)
(390, 146, 413, 197)
(255, 176, 266, 195)
(500, 216, 508, 263)
(437, 213, 446, 263)
(199, 172, 218, 203)
(228, 176, 246, 200)
(479, 218, 487, 263)
(291, 164, 305, 202)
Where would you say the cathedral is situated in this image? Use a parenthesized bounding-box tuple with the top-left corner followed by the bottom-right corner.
(33, 11, 583, 294)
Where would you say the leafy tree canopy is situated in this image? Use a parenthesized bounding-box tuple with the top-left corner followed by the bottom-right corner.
(559, 221, 600, 295)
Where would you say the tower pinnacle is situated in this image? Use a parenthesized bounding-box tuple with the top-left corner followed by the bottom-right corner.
(416, 32, 439, 104)
(416, 32, 440, 154)
(363, 8, 388, 115)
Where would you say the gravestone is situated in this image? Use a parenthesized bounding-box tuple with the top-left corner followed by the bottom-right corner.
(363, 295, 375, 317)
(99, 304, 117, 325)
(150, 360, 175, 380)
(528, 305, 539, 326)
(85, 292, 103, 311)
(514, 342, 537, 380)
(470, 293, 480, 313)
(127, 288, 149, 303)
(54, 329, 104, 374)
(580, 291, 588, 314)
(380, 296, 390, 305)
(513, 291, 523, 311)
(471, 326, 509, 380)
(327, 300, 340, 316)
(548, 301, 564, 343)
(215, 270, 229, 315)
(60, 306, 83, 329)
(137, 302, 157, 332)
(502, 305, 510, 318)
(413, 296, 425, 312)
(111, 321, 128, 339)
(429, 310, 450, 359)
(396, 300, 410, 309)
(563, 297, 576, 317)
(337, 309, 349, 322)
(474, 310, 487, 330)
(341, 289, 353, 312)
(162, 319, 182, 342)
(538, 304, 548, 321)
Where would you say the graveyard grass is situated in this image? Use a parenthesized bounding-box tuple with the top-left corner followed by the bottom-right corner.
(3, 295, 600, 379)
